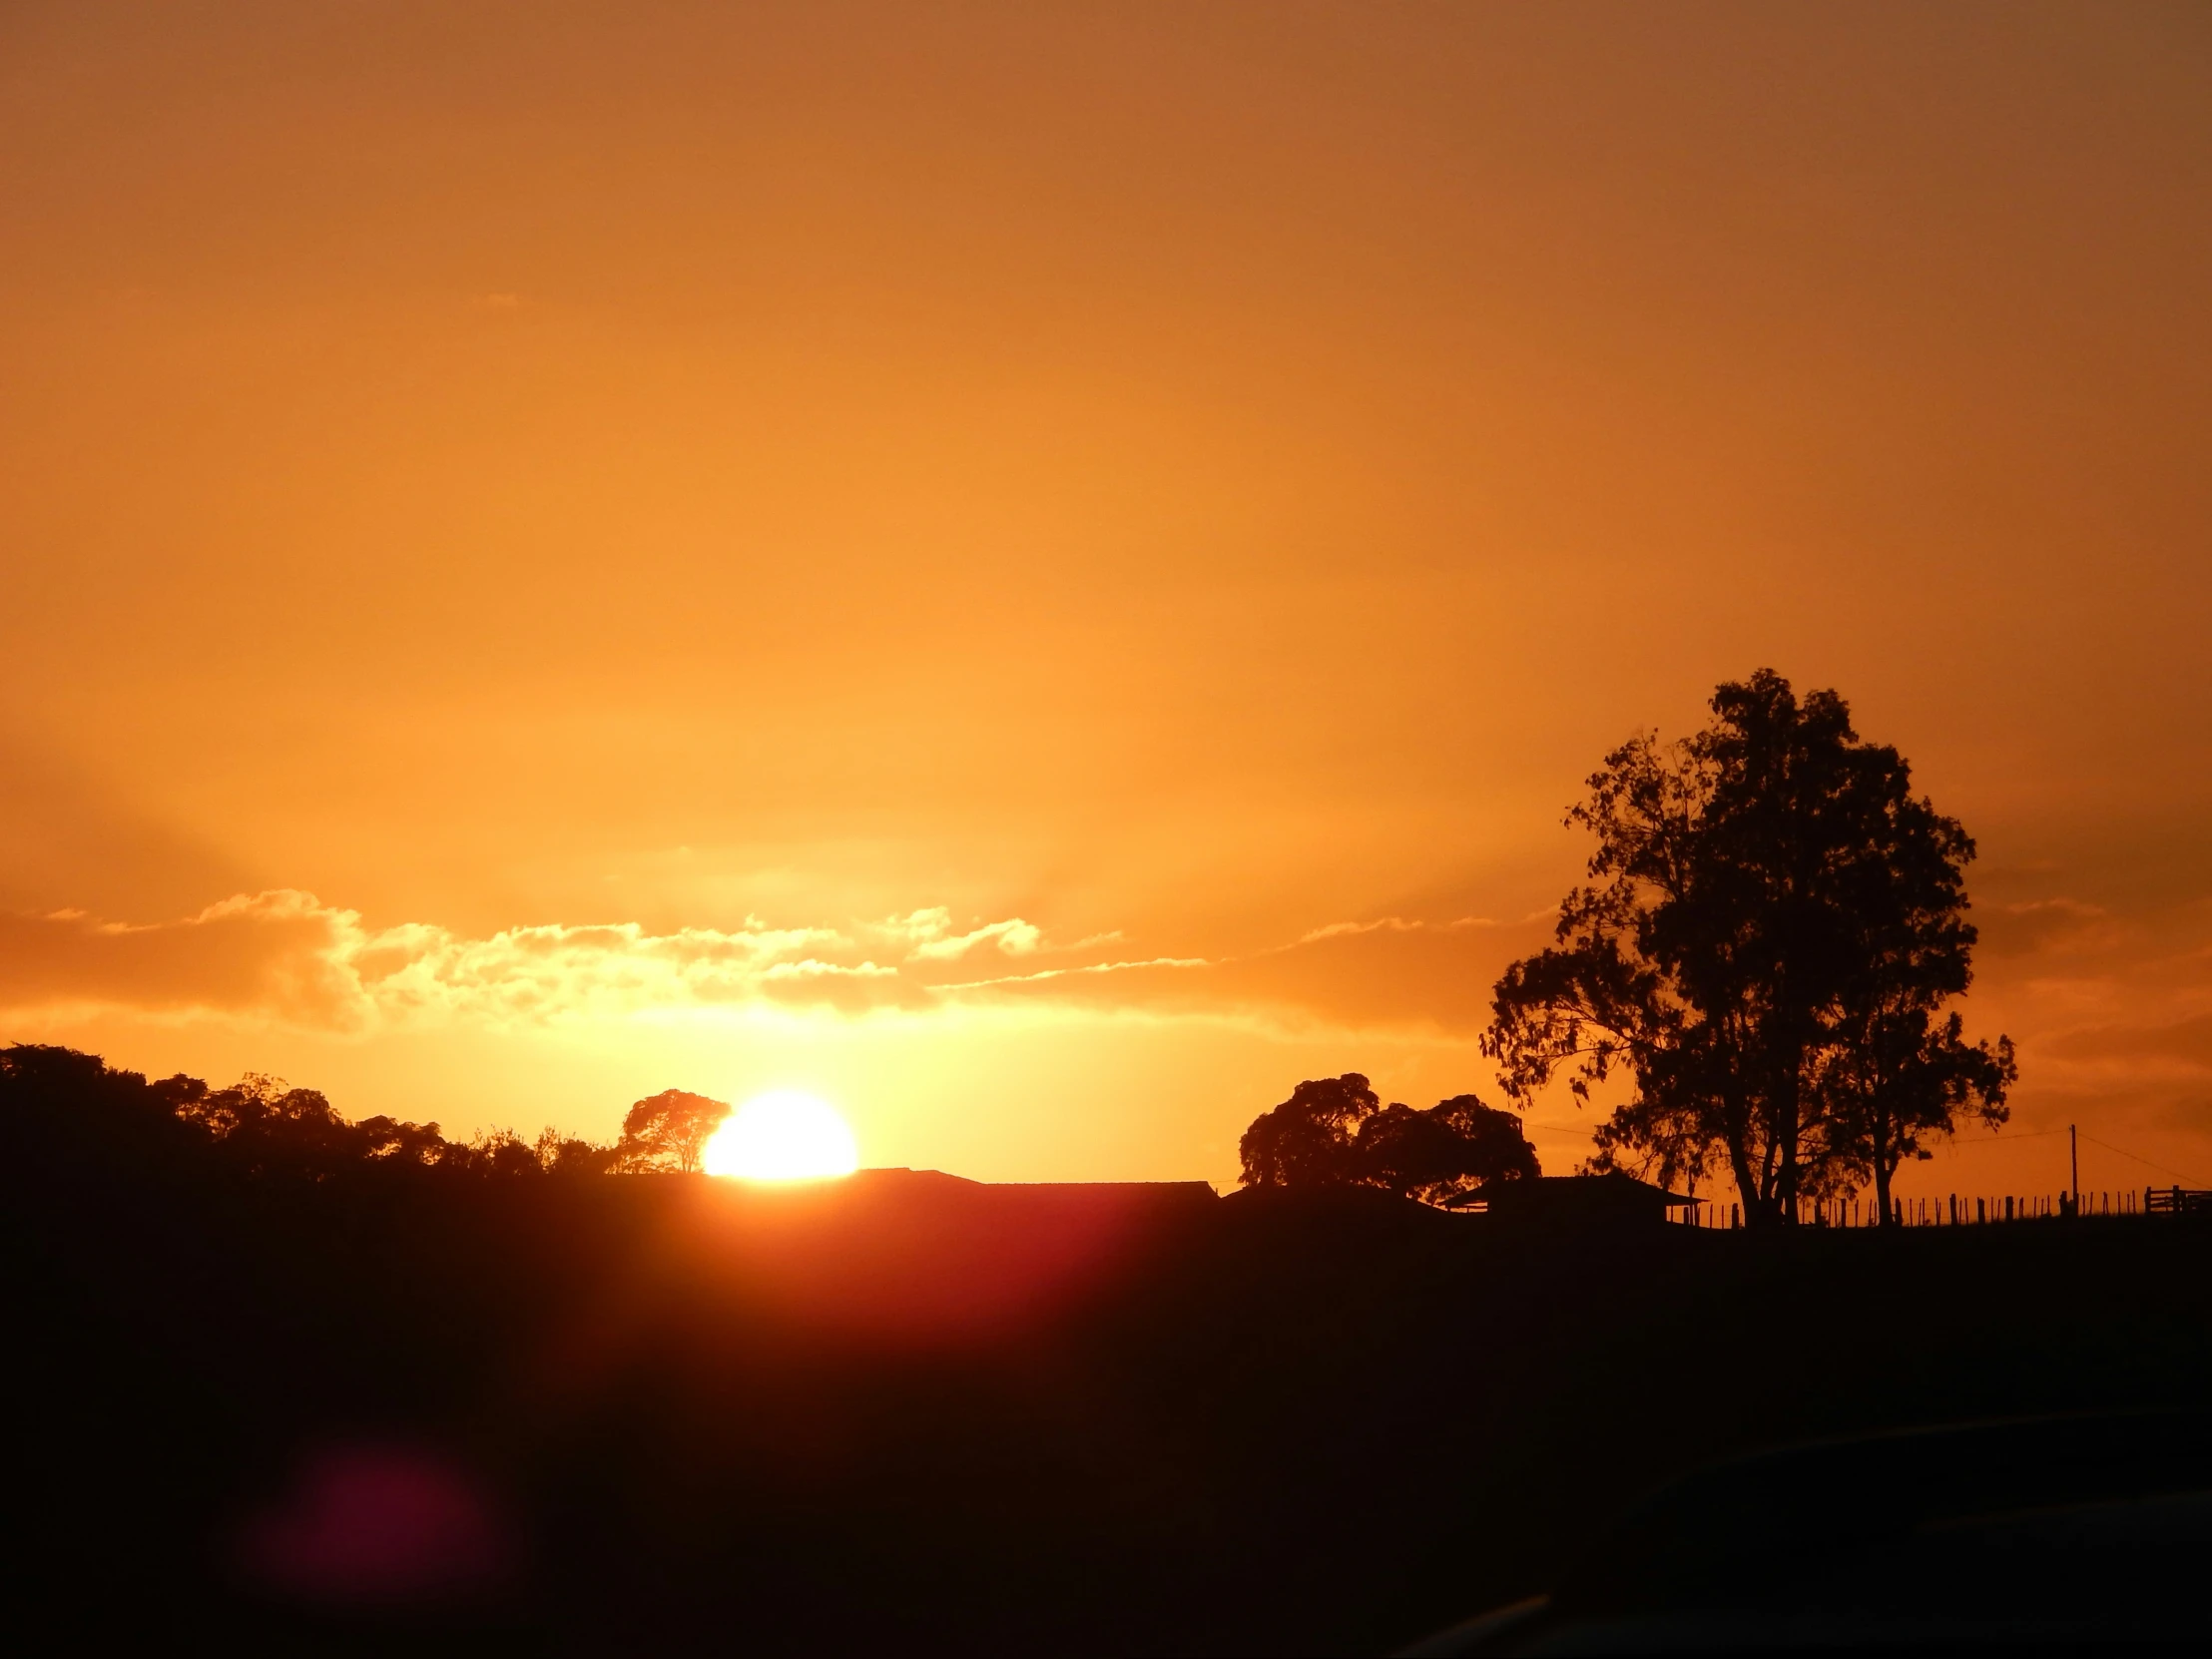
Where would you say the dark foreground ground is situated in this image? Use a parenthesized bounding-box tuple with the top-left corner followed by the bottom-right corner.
(14, 1159, 2212, 1654)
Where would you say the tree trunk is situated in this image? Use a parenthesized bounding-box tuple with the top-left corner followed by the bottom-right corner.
(1775, 1065, 1802, 1227)
(1727, 1142, 1759, 1228)
(1749, 1112, 1786, 1228)
(1718, 1091, 1760, 1228)
(1870, 1100, 1895, 1227)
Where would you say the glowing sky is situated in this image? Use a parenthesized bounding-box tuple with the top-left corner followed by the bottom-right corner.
(5, 3, 2210, 1196)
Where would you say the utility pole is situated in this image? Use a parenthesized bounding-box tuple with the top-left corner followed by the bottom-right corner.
(2070, 1124, 2079, 1214)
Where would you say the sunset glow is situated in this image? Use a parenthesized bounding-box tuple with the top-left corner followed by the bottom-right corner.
(14, 12, 2212, 1653)
(0, 4, 2207, 1202)
(701, 1091, 860, 1182)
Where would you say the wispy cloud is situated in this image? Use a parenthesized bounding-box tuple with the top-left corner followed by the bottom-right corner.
(933, 956, 1214, 991)
(0, 893, 916, 1029)
(881, 906, 1045, 961)
(0, 892, 1549, 1038)
(1290, 913, 1509, 946)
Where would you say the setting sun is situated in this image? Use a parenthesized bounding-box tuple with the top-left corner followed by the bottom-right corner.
(701, 1090, 860, 1181)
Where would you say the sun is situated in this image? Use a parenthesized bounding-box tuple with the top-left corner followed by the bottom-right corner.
(701, 1090, 860, 1181)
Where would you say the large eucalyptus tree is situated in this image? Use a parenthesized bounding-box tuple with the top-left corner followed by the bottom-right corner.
(1483, 670, 2010, 1226)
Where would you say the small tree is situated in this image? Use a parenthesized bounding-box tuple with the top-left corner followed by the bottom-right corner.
(439, 1127, 543, 1177)
(534, 1126, 619, 1176)
(1359, 1095, 1541, 1205)
(1239, 1075, 1382, 1189)
(1814, 756, 2016, 1221)
(1238, 1075, 1539, 1205)
(1824, 1010, 2014, 1225)
(615, 1089, 730, 1173)
(357, 1115, 452, 1166)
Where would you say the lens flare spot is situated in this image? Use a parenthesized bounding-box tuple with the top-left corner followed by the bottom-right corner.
(702, 1090, 859, 1181)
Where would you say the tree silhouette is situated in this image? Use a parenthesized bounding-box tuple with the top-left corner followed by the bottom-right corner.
(172, 1073, 386, 1178)
(2, 1043, 205, 1172)
(1240, 1075, 1382, 1189)
(2, 1043, 620, 1180)
(534, 1126, 620, 1176)
(358, 1115, 453, 1166)
(615, 1089, 731, 1173)
(1359, 1094, 1541, 1204)
(440, 1127, 546, 1177)
(1823, 1013, 2013, 1226)
(1484, 670, 2010, 1226)
(1239, 1075, 1538, 1204)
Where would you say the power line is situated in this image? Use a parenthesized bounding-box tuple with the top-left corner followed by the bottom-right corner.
(1878, 1127, 2204, 1188)
(2078, 1132, 2207, 1189)
(1933, 1128, 2069, 1148)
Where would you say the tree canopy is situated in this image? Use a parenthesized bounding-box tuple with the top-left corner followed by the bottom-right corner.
(1482, 670, 2011, 1226)
(0, 1043, 618, 1181)
(614, 1089, 731, 1173)
(1239, 1074, 1539, 1206)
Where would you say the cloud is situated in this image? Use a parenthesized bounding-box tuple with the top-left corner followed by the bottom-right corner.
(0, 892, 921, 1030)
(0, 891, 366, 1025)
(948, 911, 1553, 1036)
(0, 892, 1552, 1040)
(882, 907, 1045, 961)
(2049, 1012, 2212, 1069)
(38, 884, 2180, 1068)
(934, 955, 1215, 990)
(354, 912, 912, 1022)
(1976, 898, 2117, 958)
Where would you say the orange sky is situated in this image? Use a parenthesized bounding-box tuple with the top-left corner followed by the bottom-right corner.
(5, 2, 2210, 1198)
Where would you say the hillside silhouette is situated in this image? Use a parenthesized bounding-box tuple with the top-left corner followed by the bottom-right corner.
(11, 1042, 2212, 1652)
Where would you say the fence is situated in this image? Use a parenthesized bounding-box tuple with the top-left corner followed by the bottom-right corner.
(1672, 1186, 2212, 1228)
(2145, 1186, 2212, 1216)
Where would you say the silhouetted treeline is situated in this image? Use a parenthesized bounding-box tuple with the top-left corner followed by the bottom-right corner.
(12, 1051, 2212, 1655)
(0, 1043, 782, 1182)
(0, 1043, 618, 1179)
